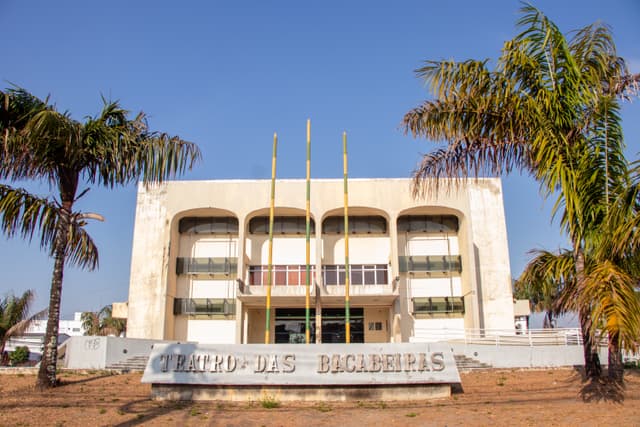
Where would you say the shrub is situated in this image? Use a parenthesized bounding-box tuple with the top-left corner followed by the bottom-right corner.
(9, 346, 29, 366)
(260, 394, 279, 409)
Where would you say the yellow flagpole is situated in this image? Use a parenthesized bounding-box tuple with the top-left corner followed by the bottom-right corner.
(265, 132, 277, 344)
(343, 131, 351, 343)
(305, 119, 312, 344)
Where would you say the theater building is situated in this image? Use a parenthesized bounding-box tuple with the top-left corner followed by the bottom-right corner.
(125, 178, 515, 344)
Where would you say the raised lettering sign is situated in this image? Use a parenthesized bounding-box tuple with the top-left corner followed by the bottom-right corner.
(142, 343, 460, 386)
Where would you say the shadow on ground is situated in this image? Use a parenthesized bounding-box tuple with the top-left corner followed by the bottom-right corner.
(112, 398, 196, 427)
(570, 367, 625, 403)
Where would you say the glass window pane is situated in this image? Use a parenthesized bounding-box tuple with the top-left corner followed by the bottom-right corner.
(351, 267, 362, 285)
(325, 268, 338, 285)
(363, 267, 375, 285)
(274, 266, 286, 285)
(376, 266, 388, 285)
(442, 216, 458, 232)
(369, 217, 387, 233)
(287, 269, 299, 286)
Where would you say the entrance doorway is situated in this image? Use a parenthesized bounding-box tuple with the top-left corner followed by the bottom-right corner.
(274, 308, 316, 343)
(274, 308, 364, 344)
(320, 308, 364, 343)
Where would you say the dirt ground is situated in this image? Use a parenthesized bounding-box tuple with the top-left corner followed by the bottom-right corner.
(0, 368, 639, 427)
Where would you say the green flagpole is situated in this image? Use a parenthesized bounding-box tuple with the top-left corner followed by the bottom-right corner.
(343, 131, 351, 343)
(265, 132, 277, 344)
(305, 119, 312, 344)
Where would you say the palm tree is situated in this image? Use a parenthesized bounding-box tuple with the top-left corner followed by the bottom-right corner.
(519, 240, 640, 383)
(402, 5, 639, 379)
(584, 158, 640, 381)
(0, 88, 201, 388)
(515, 249, 574, 328)
(81, 305, 126, 337)
(0, 290, 46, 362)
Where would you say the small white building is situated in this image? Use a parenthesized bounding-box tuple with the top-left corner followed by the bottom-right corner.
(5, 312, 86, 360)
(25, 312, 86, 337)
(125, 178, 515, 344)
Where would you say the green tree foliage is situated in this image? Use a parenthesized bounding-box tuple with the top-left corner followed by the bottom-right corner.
(514, 249, 575, 328)
(0, 290, 45, 360)
(0, 88, 201, 388)
(9, 346, 30, 366)
(402, 4, 639, 381)
(81, 305, 126, 337)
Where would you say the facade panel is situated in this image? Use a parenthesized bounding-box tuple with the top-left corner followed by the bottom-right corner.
(126, 178, 515, 344)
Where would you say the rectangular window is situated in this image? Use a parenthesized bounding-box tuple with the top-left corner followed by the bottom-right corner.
(321, 216, 387, 234)
(351, 267, 363, 285)
(322, 264, 388, 285)
(179, 217, 239, 234)
(249, 217, 315, 235)
(248, 265, 315, 286)
(411, 297, 464, 314)
(397, 215, 459, 233)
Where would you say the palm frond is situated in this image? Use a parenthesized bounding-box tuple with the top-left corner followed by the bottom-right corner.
(4, 308, 47, 341)
(82, 105, 201, 187)
(517, 249, 575, 315)
(0, 184, 59, 250)
(578, 260, 640, 351)
(63, 215, 99, 270)
(0, 88, 51, 181)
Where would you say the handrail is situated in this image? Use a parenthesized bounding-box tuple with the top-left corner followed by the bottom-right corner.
(411, 327, 584, 346)
(176, 257, 238, 275)
(398, 255, 462, 273)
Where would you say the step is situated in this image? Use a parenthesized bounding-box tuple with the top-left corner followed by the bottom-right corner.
(454, 354, 492, 371)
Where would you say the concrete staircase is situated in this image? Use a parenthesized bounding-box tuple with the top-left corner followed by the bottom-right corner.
(454, 354, 492, 371)
(105, 355, 149, 372)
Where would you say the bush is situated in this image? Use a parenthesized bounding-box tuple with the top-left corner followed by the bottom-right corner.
(9, 346, 30, 366)
(260, 394, 279, 409)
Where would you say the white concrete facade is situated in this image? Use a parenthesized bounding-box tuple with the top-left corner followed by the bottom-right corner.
(25, 312, 85, 336)
(126, 178, 514, 344)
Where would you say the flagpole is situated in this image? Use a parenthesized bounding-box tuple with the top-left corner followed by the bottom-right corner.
(305, 119, 312, 344)
(343, 131, 351, 344)
(265, 132, 277, 344)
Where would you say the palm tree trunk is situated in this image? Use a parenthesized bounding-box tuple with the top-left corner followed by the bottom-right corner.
(608, 332, 624, 383)
(575, 245, 601, 379)
(579, 307, 601, 379)
(36, 210, 69, 389)
(543, 311, 554, 328)
(36, 171, 78, 389)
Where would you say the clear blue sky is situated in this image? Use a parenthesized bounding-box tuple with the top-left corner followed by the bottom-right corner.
(1, 1, 639, 318)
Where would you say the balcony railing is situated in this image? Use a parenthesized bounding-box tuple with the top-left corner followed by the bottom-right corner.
(322, 264, 388, 286)
(248, 265, 316, 286)
(176, 257, 238, 275)
(398, 255, 462, 273)
(173, 298, 236, 316)
(411, 296, 465, 314)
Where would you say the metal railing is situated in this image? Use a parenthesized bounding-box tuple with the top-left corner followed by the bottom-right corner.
(398, 255, 462, 273)
(173, 298, 236, 316)
(412, 296, 465, 314)
(411, 327, 584, 347)
(176, 257, 238, 275)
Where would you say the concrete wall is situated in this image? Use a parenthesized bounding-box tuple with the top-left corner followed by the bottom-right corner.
(466, 181, 514, 330)
(449, 343, 609, 369)
(62, 336, 164, 369)
(127, 185, 170, 340)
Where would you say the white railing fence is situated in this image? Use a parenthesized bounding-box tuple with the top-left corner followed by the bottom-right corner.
(412, 327, 584, 347)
